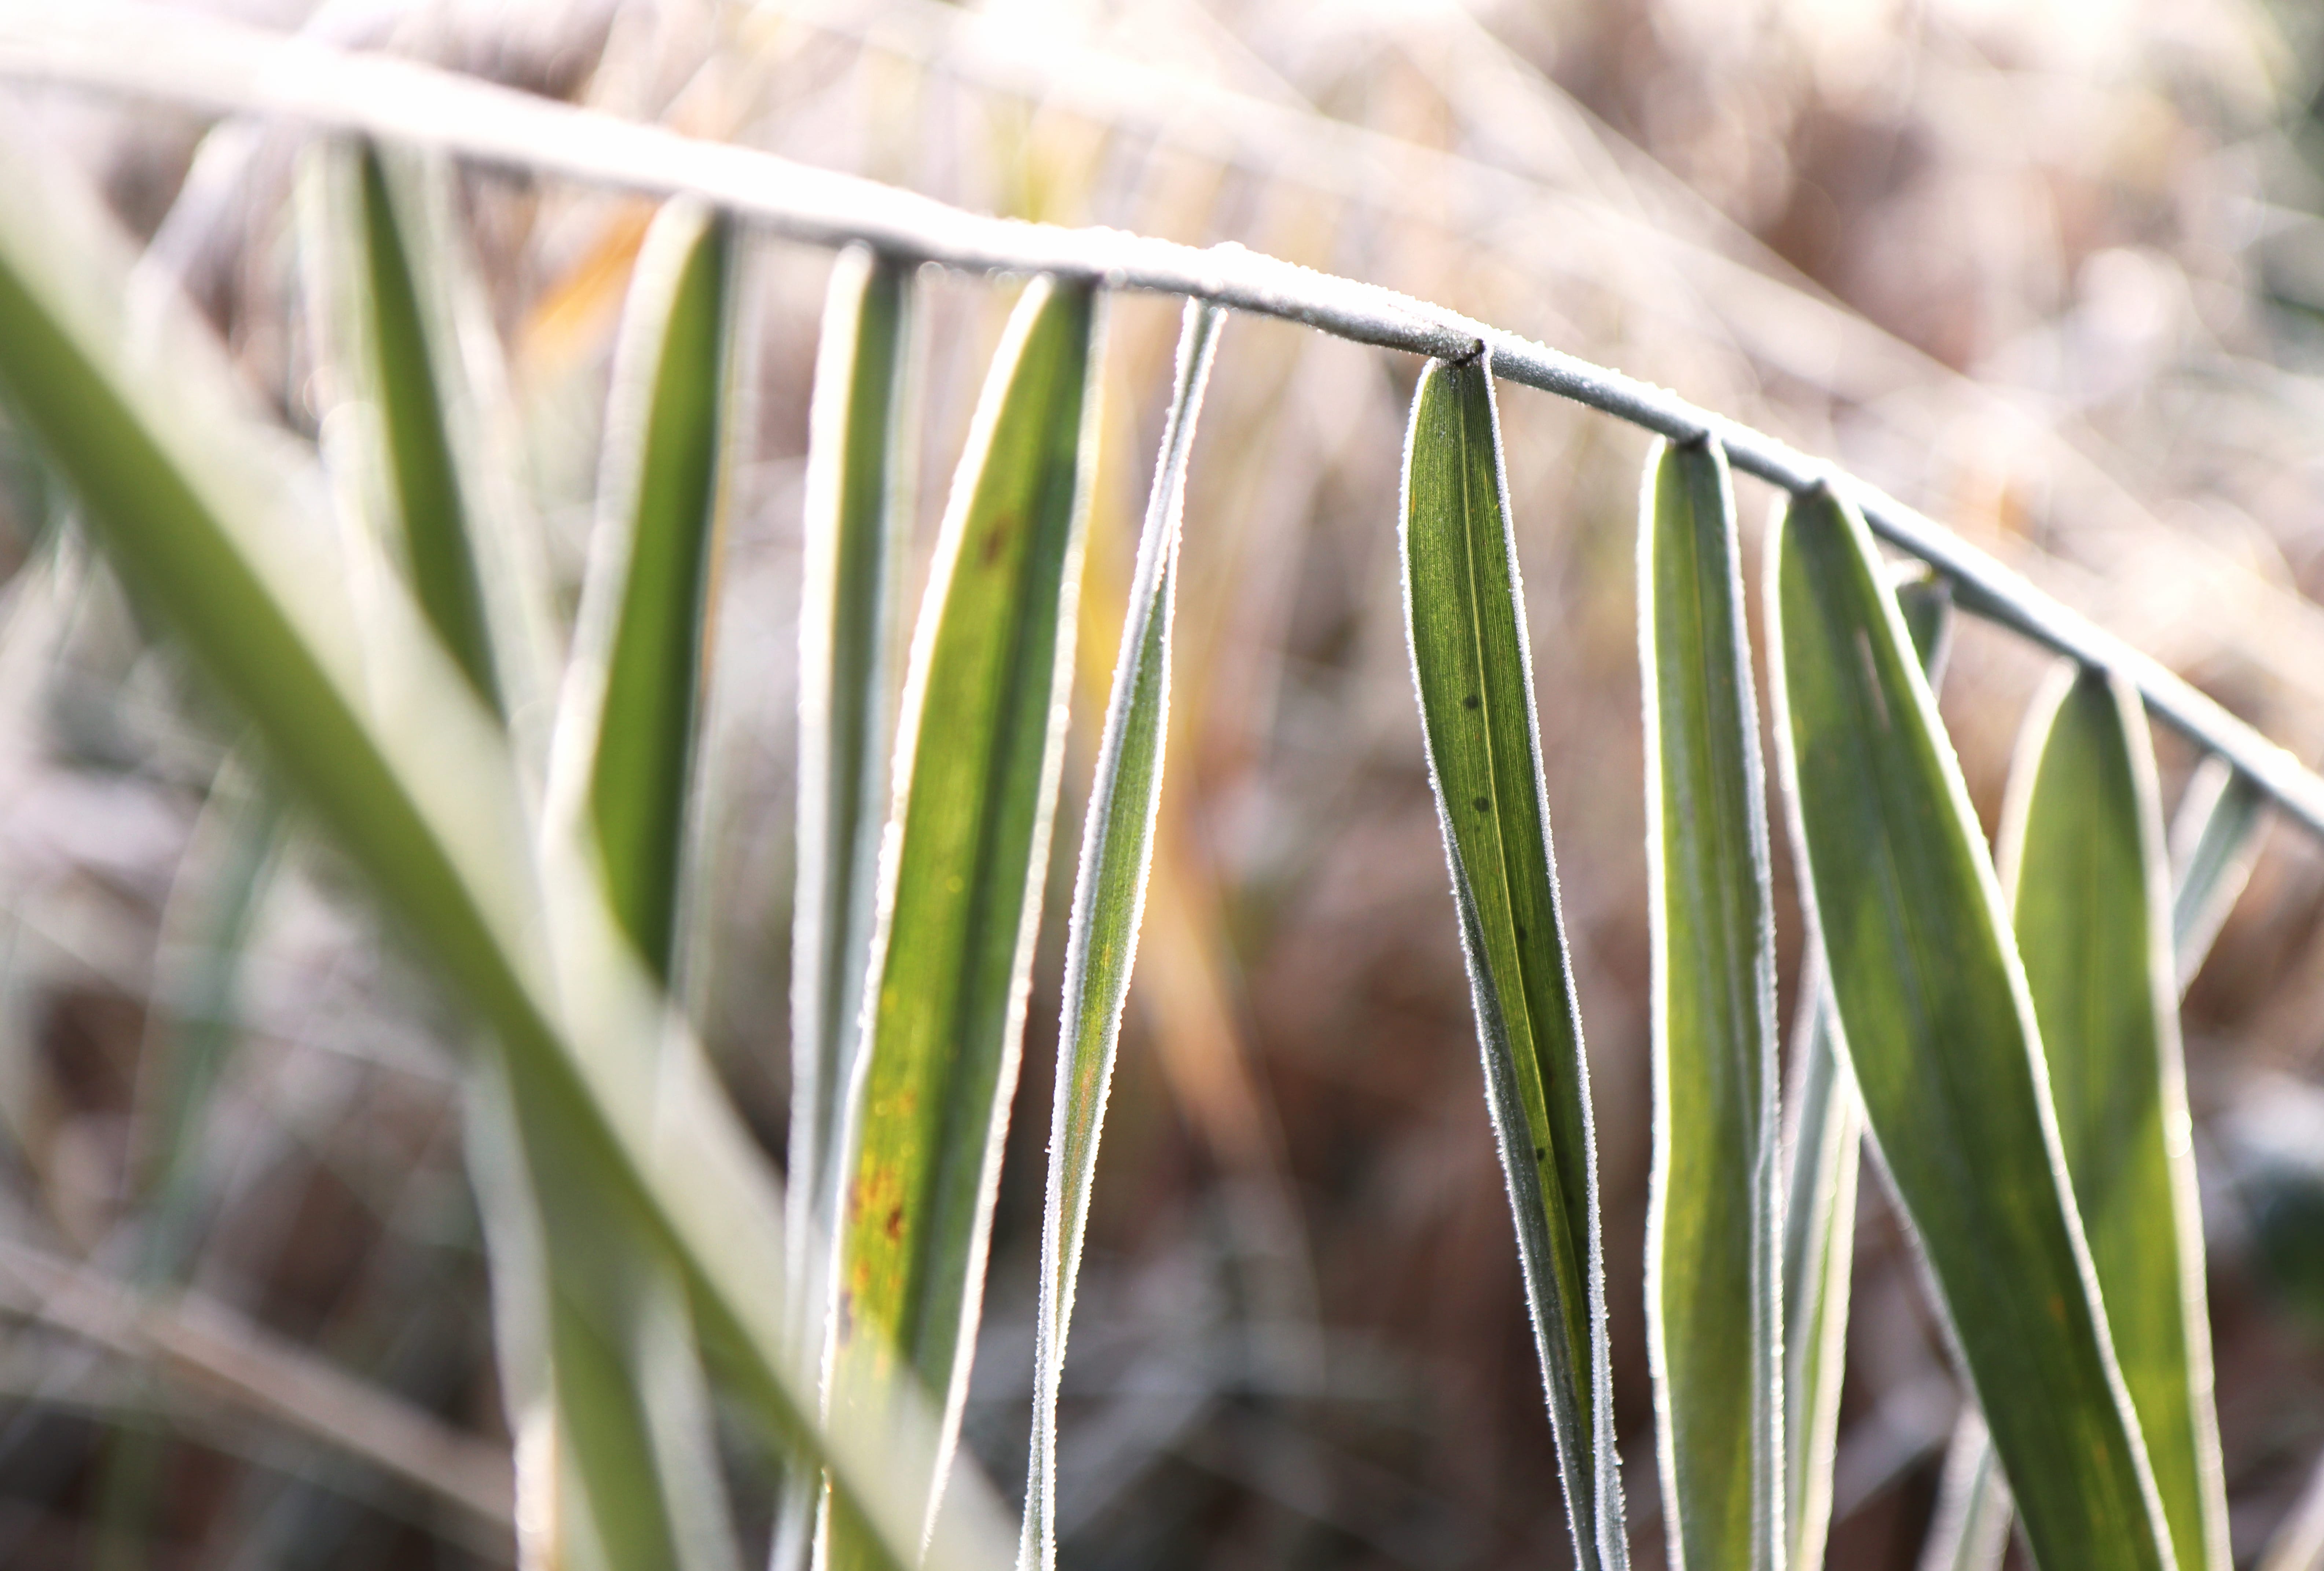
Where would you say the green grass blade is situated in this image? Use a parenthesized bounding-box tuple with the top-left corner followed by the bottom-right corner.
(1998, 665, 2229, 1571)
(790, 245, 914, 1312)
(1767, 484, 2173, 1571)
(348, 142, 499, 709)
(1020, 300, 1221, 1571)
(2168, 755, 2266, 991)
(782, 242, 915, 1571)
(562, 197, 737, 981)
(1639, 436, 1780, 1571)
(828, 275, 1101, 1566)
(0, 126, 1011, 1571)
(1400, 351, 1627, 1571)
(1783, 570, 1950, 1571)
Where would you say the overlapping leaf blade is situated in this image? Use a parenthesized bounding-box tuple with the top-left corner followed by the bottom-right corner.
(828, 276, 1101, 1567)
(1767, 484, 2171, 1571)
(565, 198, 736, 982)
(1784, 569, 1951, 1571)
(1400, 352, 1626, 1571)
(1638, 436, 1779, 1571)
(1999, 666, 2228, 1571)
(0, 107, 1012, 1571)
(1020, 300, 1221, 1571)
(780, 245, 914, 1571)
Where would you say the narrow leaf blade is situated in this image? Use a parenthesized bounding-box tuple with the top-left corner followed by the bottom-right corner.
(2168, 755, 2266, 990)
(780, 245, 914, 1571)
(2001, 666, 2229, 1571)
(568, 198, 737, 980)
(830, 276, 1101, 1562)
(1020, 300, 1221, 1571)
(1639, 436, 1780, 1571)
(1768, 485, 2172, 1571)
(1401, 352, 1626, 1571)
(1783, 569, 1950, 1571)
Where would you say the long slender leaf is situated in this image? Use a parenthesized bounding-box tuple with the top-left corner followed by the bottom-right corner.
(828, 275, 1101, 1566)
(1638, 435, 1779, 1571)
(1996, 665, 2227, 1571)
(0, 109, 1012, 1571)
(560, 197, 738, 982)
(1782, 569, 1951, 1571)
(1767, 484, 2172, 1571)
(1020, 299, 1221, 1571)
(556, 194, 750, 1571)
(2169, 754, 2266, 990)
(1400, 351, 1626, 1571)
(780, 243, 916, 1571)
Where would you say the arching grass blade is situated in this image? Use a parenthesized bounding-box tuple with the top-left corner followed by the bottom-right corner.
(560, 197, 738, 982)
(1767, 484, 2173, 1571)
(780, 244, 915, 1571)
(0, 117, 1013, 1571)
(2169, 755, 2266, 991)
(1784, 568, 1951, 1571)
(1996, 665, 2228, 1571)
(828, 276, 1101, 1568)
(1401, 351, 1627, 1571)
(1020, 300, 1221, 1571)
(1639, 436, 1779, 1571)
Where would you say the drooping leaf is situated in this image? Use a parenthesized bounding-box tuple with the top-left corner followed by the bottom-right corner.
(1782, 568, 1951, 1571)
(827, 276, 1101, 1566)
(1997, 665, 2228, 1571)
(1767, 484, 2172, 1571)
(1020, 299, 1221, 1571)
(562, 197, 738, 981)
(0, 109, 1012, 1571)
(1400, 351, 1626, 1571)
(779, 243, 915, 1571)
(1638, 435, 1779, 1571)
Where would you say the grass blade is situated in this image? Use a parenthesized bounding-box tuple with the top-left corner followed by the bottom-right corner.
(1020, 300, 1221, 1571)
(790, 245, 913, 1312)
(560, 198, 738, 981)
(1996, 665, 2228, 1571)
(1638, 436, 1780, 1571)
(0, 116, 1011, 1571)
(1782, 569, 1951, 1571)
(1917, 1413, 2015, 1571)
(2168, 755, 2266, 991)
(1767, 484, 2173, 1571)
(782, 243, 915, 1571)
(828, 275, 1101, 1564)
(1400, 351, 1626, 1571)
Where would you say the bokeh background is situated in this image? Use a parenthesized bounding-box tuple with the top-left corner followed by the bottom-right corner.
(5, 0, 2324, 1565)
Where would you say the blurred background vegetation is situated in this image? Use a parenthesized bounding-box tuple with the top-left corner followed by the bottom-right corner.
(5, 0, 2324, 1565)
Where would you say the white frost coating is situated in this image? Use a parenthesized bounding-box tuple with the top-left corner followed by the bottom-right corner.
(5, 2, 2321, 839)
(1019, 298, 1221, 1571)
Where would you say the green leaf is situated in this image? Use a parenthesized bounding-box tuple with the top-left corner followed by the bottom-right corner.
(2168, 755, 2266, 991)
(1783, 569, 1950, 1571)
(0, 115, 1010, 1571)
(1400, 351, 1626, 1571)
(828, 275, 1101, 1566)
(1020, 300, 1221, 1571)
(1638, 435, 1779, 1571)
(348, 142, 499, 709)
(1999, 665, 2229, 1571)
(564, 198, 738, 981)
(780, 244, 915, 1571)
(1767, 484, 2173, 1571)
